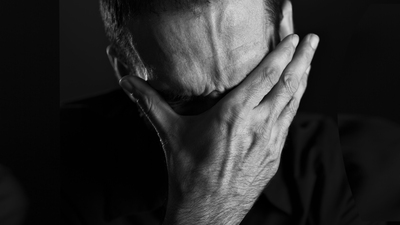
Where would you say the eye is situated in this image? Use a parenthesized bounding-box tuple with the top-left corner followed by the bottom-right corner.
(167, 100, 185, 107)
(164, 95, 195, 107)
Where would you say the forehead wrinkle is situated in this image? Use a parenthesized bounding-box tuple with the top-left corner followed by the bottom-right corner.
(206, 2, 232, 93)
(206, 0, 271, 94)
(156, 12, 215, 95)
(126, 0, 274, 100)
(213, 39, 268, 70)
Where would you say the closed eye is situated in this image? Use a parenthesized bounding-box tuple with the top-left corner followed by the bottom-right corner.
(158, 92, 195, 107)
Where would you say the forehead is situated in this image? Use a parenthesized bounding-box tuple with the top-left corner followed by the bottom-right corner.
(126, 0, 274, 97)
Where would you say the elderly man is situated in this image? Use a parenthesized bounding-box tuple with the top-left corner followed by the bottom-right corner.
(61, 0, 394, 224)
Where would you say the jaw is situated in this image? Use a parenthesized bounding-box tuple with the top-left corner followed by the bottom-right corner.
(127, 0, 275, 99)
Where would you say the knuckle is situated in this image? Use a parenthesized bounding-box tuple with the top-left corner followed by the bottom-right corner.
(261, 67, 279, 88)
(282, 45, 295, 59)
(248, 77, 264, 96)
(263, 66, 279, 77)
(282, 73, 299, 96)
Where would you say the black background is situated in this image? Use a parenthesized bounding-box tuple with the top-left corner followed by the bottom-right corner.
(59, 0, 400, 124)
(339, 3, 400, 125)
(0, 0, 399, 224)
(1, 1, 59, 225)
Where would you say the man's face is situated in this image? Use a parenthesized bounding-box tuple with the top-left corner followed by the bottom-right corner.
(127, 0, 276, 114)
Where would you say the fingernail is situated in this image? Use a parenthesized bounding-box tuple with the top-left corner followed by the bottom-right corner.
(292, 34, 299, 47)
(119, 75, 140, 100)
(120, 77, 141, 99)
(120, 78, 133, 91)
(310, 34, 319, 49)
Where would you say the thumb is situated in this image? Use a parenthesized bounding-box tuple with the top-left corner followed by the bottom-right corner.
(119, 75, 178, 137)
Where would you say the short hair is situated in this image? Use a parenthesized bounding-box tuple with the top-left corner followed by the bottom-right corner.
(99, 0, 283, 72)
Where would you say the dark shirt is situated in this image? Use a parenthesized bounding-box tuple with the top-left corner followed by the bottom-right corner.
(0, 165, 27, 225)
(61, 89, 398, 225)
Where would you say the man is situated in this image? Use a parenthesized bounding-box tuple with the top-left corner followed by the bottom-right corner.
(61, 0, 395, 224)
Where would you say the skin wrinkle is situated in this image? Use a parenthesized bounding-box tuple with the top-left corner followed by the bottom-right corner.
(189, 17, 211, 94)
(158, 18, 196, 93)
(112, 1, 319, 223)
(158, 12, 211, 96)
(208, 1, 226, 91)
(209, 0, 266, 95)
(127, 0, 273, 115)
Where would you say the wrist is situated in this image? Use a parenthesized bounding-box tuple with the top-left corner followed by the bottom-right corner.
(163, 189, 249, 225)
(163, 202, 244, 225)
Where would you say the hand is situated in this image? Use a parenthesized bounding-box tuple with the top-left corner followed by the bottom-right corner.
(120, 33, 319, 225)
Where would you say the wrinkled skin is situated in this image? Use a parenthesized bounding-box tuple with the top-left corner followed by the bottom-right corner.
(122, 0, 275, 115)
(109, 0, 319, 224)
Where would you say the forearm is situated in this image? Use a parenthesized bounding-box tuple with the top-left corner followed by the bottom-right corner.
(163, 188, 252, 225)
(163, 200, 247, 225)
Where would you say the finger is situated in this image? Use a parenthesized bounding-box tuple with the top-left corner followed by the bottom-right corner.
(260, 34, 319, 119)
(222, 34, 299, 110)
(269, 66, 310, 148)
(277, 65, 310, 128)
(119, 75, 179, 137)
